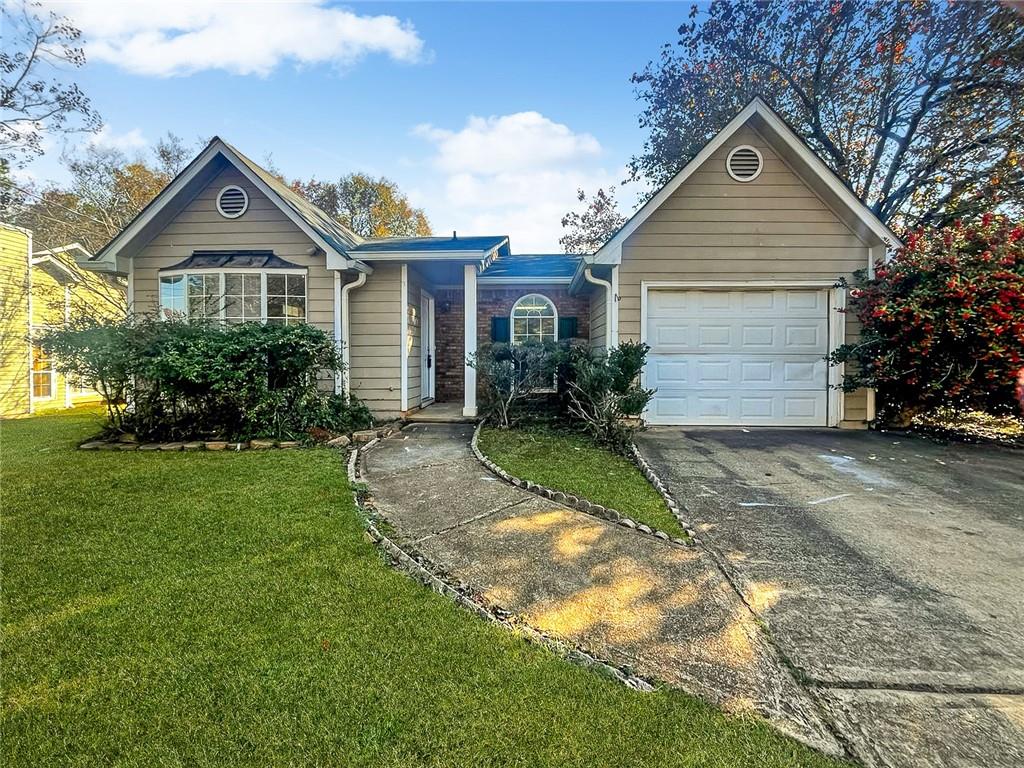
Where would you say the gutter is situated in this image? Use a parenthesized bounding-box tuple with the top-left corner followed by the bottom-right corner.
(583, 267, 614, 350)
(339, 271, 368, 393)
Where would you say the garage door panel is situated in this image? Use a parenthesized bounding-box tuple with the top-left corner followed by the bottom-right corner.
(649, 354, 827, 390)
(648, 388, 827, 426)
(645, 288, 830, 426)
(648, 288, 827, 320)
(647, 317, 827, 354)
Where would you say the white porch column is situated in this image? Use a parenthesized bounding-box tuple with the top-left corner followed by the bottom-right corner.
(463, 263, 478, 417)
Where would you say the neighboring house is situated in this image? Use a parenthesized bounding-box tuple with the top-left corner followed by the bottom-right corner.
(87, 98, 898, 428)
(0, 225, 125, 418)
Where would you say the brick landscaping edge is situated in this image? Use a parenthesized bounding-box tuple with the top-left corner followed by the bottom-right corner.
(470, 421, 693, 547)
(350, 429, 657, 694)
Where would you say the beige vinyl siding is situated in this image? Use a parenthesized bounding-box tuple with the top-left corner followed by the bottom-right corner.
(618, 124, 872, 422)
(406, 266, 423, 408)
(131, 167, 335, 338)
(0, 226, 31, 417)
(589, 286, 607, 352)
(347, 262, 402, 419)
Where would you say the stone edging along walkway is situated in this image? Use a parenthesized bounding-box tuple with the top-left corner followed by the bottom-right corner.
(346, 433, 658, 693)
(469, 421, 699, 545)
(77, 422, 404, 454)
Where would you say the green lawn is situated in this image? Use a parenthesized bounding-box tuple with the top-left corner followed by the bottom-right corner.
(479, 426, 686, 538)
(1, 411, 841, 767)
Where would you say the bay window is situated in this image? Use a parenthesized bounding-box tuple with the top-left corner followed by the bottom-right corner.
(158, 270, 307, 324)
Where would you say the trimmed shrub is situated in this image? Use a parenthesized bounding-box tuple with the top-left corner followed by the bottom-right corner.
(563, 341, 654, 453)
(831, 215, 1024, 423)
(39, 317, 372, 441)
(469, 341, 562, 428)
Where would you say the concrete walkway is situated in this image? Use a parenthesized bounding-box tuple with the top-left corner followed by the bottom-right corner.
(362, 423, 842, 757)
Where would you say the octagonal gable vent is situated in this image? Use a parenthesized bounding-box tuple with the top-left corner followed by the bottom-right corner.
(726, 145, 763, 182)
(216, 185, 249, 218)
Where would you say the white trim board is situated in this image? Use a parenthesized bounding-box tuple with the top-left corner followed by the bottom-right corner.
(591, 97, 900, 266)
(91, 138, 367, 274)
(400, 263, 409, 413)
(639, 280, 845, 428)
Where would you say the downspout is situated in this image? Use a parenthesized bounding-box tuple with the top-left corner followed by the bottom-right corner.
(339, 271, 368, 393)
(583, 267, 613, 350)
(64, 284, 72, 408)
(26, 230, 33, 414)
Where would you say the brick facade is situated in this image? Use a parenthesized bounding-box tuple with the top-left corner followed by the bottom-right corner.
(433, 285, 590, 403)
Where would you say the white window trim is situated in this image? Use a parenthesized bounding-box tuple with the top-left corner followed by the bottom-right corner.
(216, 185, 249, 219)
(509, 293, 559, 346)
(158, 268, 308, 324)
(30, 331, 56, 401)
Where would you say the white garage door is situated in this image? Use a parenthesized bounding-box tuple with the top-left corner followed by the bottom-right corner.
(645, 288, 829, 426)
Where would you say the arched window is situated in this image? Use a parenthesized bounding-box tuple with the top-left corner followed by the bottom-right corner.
(510, 293, 557, 345)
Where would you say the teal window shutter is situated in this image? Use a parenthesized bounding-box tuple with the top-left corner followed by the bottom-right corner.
(491, 316, 510, 342)
(558, 317, 578, 339)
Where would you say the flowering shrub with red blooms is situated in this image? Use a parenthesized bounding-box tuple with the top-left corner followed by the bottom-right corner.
(830, 214, 1024, 423)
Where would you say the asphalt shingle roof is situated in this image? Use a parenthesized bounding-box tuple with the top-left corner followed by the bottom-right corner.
(223, 139, 363, 255)
(350, 235, 510, 256)
(480, 253, 582, 279)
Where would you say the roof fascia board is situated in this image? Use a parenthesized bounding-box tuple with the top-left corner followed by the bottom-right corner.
(749, 106, 902, 247)
(93, 141, 225, 267)
(592, 101, 760, 264)
(592, 98, 901, 265)
(478, 276, 573, 285)
(31, 254, 80, 283)
(94, 139, 361, 272)
(214, 141, 358, 270)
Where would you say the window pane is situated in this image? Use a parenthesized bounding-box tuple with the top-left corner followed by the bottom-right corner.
(243, 295, 261, 318)
(32, 372, 52, 398)
(224, 274, 243, 295)
(244, 274, 260, 294)
(159, 276, 185, 318)
(267, 296, 285, 318)
(267, 275, 285, 295)
(285, 297, 306, 323)
(511, 294, 556, 344)
(286, 274, 305, 295)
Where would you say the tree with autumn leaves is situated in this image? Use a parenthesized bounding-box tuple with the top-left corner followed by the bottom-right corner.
(832, 215, 1024, 422)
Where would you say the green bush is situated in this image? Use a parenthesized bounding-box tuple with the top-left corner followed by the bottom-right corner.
(563, 341, 654, 453)
(39, 317, 372, 441)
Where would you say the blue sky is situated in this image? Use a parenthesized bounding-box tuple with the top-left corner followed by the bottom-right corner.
(30, 1, 693, 251)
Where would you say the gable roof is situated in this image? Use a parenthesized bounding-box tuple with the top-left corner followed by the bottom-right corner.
(479, 253, 582, 284)
(31, 253, 81, 283)
(591, 97, 901, 264)
(91, 137, 369, 274)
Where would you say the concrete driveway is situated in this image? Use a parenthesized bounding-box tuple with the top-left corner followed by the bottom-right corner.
(635, 427, 1024, 768)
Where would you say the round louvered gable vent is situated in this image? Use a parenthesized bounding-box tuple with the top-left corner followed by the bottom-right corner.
(216, 185, 249, 218)
(726, 145, 763, 182)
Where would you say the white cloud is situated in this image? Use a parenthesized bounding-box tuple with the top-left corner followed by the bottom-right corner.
(414, 112, 601, 175)
(89, 125, 147, 151)
(414, 112, 619, 252)
(43, 1, 425, 77)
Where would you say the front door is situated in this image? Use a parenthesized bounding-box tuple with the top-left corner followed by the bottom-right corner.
(420, 291, 435, 404)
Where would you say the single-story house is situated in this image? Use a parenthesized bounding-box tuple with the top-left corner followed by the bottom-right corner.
(88, 98, 899, 428)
